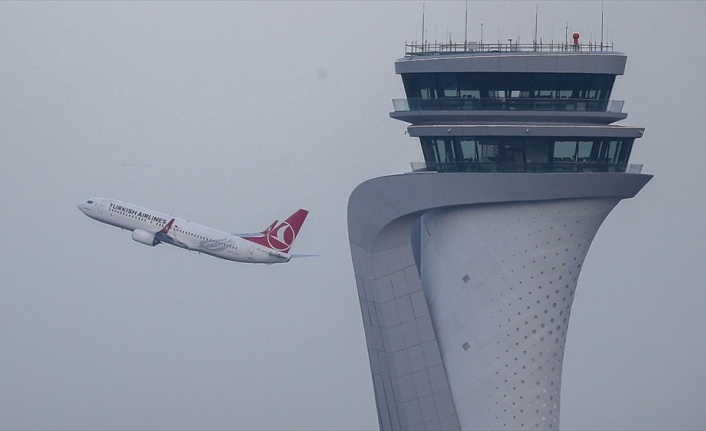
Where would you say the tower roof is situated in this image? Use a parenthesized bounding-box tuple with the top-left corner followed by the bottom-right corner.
(396, 48, 627, 75)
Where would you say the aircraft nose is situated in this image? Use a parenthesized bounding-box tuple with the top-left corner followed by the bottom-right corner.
(77, 201, 91, 214)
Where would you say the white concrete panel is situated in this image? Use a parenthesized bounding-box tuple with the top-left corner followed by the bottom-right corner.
(401, 398, 423, 426)
(413, 370, 433, 397)
(420, 198, 619, 429)
(402, 320, 422, 348)
(408, 346, 427, 374)
(410, 290, 430, 318)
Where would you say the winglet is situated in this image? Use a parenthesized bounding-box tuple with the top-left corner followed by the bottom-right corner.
(244, 209, 309, 254)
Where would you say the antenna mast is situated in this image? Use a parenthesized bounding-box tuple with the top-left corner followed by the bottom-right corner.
(421, 3, 426, 48)
(464, 0, 468, 49)
(534, 4, 538, 50)
(601, 2, 604, 50)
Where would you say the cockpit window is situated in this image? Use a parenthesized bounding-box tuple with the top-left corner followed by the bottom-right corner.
(87, 200, 93, 204)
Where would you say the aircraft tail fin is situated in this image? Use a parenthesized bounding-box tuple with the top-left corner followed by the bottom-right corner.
(262, 220, 278, 234)
(244, 209, 309, 254)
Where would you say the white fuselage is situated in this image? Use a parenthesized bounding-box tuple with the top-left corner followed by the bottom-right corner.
(77, 198, 290, 264)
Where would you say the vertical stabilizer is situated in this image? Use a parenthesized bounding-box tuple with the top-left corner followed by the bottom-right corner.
(244, 209, 309, 253)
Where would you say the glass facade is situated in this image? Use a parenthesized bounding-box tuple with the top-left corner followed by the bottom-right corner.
(403, 72, 616, 101)
(420, 136, 634, 172)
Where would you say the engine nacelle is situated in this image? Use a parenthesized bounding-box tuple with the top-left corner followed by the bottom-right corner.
(131, 229, 159, 246)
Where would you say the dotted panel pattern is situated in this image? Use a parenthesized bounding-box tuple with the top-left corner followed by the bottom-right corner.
(420, 198, 619, 430)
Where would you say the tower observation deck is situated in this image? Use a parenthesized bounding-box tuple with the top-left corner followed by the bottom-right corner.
(348, 38, 652, 430)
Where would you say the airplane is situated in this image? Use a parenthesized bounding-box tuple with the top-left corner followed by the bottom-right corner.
(77, 198, 309, 264)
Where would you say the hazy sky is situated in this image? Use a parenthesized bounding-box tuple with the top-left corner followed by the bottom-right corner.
(1, 1, 705, 430)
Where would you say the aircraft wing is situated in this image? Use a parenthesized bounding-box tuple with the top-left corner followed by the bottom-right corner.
(153, 219, 188, 248)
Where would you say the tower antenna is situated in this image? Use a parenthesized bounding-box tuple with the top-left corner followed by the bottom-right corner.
(601, 1, 604, 50)
(421, 3, 426, 48)
(465, 0, 468, 49)
(534, 4, 538, 50)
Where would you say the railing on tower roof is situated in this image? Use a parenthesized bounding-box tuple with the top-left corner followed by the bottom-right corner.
(405, 41, 614, 56)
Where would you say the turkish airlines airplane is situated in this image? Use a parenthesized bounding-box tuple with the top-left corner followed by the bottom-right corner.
(77, 198, 309, 264)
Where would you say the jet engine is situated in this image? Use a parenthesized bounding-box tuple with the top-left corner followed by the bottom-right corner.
(131, 229, 159, 246)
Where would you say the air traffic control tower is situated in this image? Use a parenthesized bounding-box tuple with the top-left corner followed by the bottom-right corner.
(348, 38, 652, 430)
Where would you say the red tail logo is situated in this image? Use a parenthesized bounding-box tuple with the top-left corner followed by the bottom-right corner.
(244, 209, 308, 253)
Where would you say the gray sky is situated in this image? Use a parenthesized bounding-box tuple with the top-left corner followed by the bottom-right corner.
(1, 1, 704, 430)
